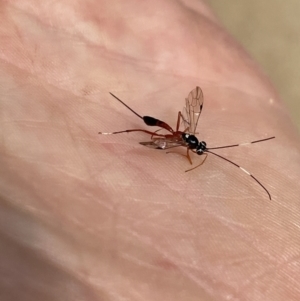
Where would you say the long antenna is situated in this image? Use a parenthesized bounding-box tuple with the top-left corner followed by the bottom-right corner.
(207, 136, 275, 150)
(205, 150, 271, 200)
(109, 92, 143, 120)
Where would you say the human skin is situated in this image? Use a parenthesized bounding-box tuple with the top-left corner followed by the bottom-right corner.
(0, 0, 300, 300)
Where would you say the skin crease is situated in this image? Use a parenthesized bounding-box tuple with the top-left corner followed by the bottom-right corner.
(0, 0, 300, 300)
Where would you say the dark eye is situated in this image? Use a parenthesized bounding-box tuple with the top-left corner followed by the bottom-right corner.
(196, 148, 204, 155)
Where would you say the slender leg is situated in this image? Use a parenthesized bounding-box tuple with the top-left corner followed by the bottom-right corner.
(151, 129, 162, 139)
(185, 154, 208, 172)
(175, 111, 188, 132)
(175, 111, 190, 133)
(186, 147, 192, 165)
(175, 111, 181, 131)
(166, 151, 186, 158)
(99, 129, 167, 137)
(166, 147, 193, 165)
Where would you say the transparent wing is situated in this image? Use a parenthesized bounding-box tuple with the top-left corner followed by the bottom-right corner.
(140, 137, 185, 150)
(181, 86, 203, 134)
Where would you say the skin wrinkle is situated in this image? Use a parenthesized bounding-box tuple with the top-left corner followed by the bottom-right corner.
(131, 219, 194, 236)
(15, 3, 106, 48)
(0, 164, 43, 211)
(59, 112, 103, 188)
(1, 45, 93, 101)
(1, 119, 64, 126)
(1, 157, 116, 241)
(271, 190, 300, 213)
(1, 2, 270, 99)
(213, 215, 280, 263)
(11, 210, 117, 298)
(0, 207, 73, 272)
(122, 197, 280, 283)
(130, 161, 274, 255)
(121, 252, 161, 271)
(119, 226, 216, 298)
(119, 218, 278, 301)
(237, 259, 300, 296)
(125, 158, 283, 274)
(0, 238, 103, 301)
(130, 207, 170, 229)
(201, 215, 278, 264)
(7, 126, 88, 179)
(18, 4, 167, 78)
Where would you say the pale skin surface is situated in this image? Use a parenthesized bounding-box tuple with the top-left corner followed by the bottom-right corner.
(0, 0, 300, 300)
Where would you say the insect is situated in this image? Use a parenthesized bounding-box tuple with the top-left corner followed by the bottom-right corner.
(99, 87, 275, 200)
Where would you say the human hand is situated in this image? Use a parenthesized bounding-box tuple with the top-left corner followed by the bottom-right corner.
(0, 1, 299, 300)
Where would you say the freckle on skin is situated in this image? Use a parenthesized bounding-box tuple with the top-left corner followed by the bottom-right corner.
(154, 258, 178, 271)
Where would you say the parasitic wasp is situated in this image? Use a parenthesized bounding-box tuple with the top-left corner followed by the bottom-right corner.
(99, 87, 275, 200)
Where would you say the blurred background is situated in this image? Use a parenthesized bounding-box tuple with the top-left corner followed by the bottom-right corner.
(208, 1, 300, 131)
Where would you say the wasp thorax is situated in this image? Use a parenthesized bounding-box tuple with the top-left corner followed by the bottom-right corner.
(182, 133, 199, 149)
